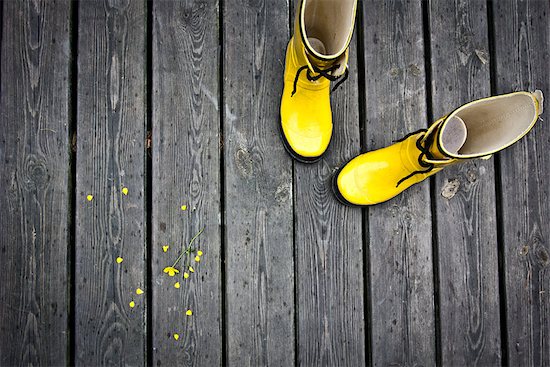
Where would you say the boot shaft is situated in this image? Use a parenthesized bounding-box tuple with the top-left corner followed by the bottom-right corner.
(405, 90, 543, 182)
(292, 0, 357, 75)
(435, 90, 543, 159)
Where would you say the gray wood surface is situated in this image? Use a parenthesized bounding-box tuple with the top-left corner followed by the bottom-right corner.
(74, 0, 147, 364)
(2, 1, 550, 365)
(293, 35, 365, 367)
(0, 1, 71, 365)
(428, 0, 502, 365)
(362, 1, 436, 365)
(492, 0, 550, 365)
(151, 0, 222, 365)
(223, 0, 295, 365)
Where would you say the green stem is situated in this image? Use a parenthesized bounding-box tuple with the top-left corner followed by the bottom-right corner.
(188, 227, 204, 248)
(172, 227, 204, 267)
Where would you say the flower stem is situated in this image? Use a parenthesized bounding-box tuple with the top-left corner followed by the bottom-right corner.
(172, 227, 204, 267)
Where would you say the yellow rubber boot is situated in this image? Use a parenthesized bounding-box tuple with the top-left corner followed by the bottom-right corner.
(280, 0, 357, 162)
(333, 91, 544, 206)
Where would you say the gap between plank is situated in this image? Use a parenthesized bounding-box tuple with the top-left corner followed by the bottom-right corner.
(68, 1, 79, 365)
(486, 1, 509, 365)
(218, 0, 228, 364)
(420, 1, 443, 366)
(146, 0, 154, 365)
(287, 2, 300, 366)
(355, 2, 373, 366)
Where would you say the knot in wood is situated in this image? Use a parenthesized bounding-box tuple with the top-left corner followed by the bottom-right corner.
(536, 246, 549, 267)
(22, 154, 50, 191)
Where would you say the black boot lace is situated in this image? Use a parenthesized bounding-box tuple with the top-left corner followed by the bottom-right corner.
(291, 63, 349, 97)
(393, 128, 437, 188)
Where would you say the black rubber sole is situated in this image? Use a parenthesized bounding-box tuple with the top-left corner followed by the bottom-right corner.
(279, 123, 326, 164)
(331, 165, 358, 207)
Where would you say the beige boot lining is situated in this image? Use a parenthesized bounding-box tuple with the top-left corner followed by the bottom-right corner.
(302, 0, 356, 58)
(441, 93, 539, 158)
(440, 116, 467, 155)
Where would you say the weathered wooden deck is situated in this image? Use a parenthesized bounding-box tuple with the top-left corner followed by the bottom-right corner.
(1, 0, 549, 366)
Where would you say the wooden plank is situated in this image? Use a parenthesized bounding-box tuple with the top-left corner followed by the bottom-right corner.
(151, 1, 222, 365)
(492, 0, 550, 365)
(74, 1, 147, 364)
(428, 0, 502, 364)
(223, 0, 295, 365)
(0, 1, 71, 365)
(293, 34, 365, 367)
(362, 1, 436, 365)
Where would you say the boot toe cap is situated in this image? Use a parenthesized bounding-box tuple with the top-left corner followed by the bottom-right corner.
(335, 164, 372, 206)
(281, 110, 332, 159)
(282, 127, 330, 158)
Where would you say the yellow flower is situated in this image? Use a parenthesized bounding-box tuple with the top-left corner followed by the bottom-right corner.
(86, 194, 93, 201)
(174, 282, 180, 289)
(136, 288, 144, 295)
(129, 301, 135, 308)
(183, 272, 189, 279)
(162, 245, 169, 252)
(197, 250, 203, 256)
(186, 309, 192, 316)
(116, 257, 123, 264)
(122, 187, 129, 195)
(181, 205, 187, 211)
(173, 333, 179, 341)
(194, 256, 201, 262)
(188, 266, 195, 273)
(163, 266, 179, 276)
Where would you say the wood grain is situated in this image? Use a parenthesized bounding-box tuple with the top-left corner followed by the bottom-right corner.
(293, 33, 365, 367)
(428, 0, 502, 364)
(74, 0, 147, 364)
(151, 0, 222, 365)
(362, 1, 436, 365)
(223, 0, 295, 365)
(0, 1, 70, 365)
(492, 0, 550, 365)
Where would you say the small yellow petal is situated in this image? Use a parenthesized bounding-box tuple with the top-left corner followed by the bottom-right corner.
(162, 245, 169, 252)
(86, 194, 93, 201)
(174, 282, 180, 289)
(163, 267, 179, 276)
(183, 272, 189, 279)
(181, 205, 187, 211)
(122, 187, 129, 195)
(116, 257, 123, 264)
(136, 288, 144, 295)
(186, 309, 192, 316)
(173, 333, 179, 341)
(188, 266, 195, 273)
(197, 250, 203, 256)
(194, 256, 201, 262)
(129, 301, 135, 308)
